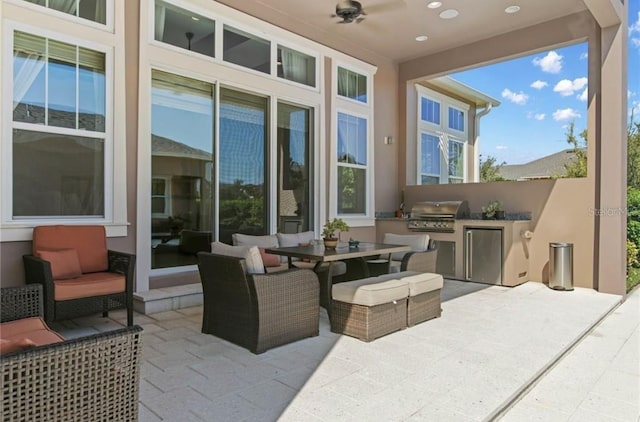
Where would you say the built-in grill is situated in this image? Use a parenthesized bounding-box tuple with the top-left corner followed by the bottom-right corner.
(407, 200, 469, 233)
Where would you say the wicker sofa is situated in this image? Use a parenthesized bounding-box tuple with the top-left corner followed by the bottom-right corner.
(1, 285, 143, 421)
(197, 252, 320, 354)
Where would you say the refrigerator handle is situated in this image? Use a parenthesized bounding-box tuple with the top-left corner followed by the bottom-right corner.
(465, 230, 472, 280)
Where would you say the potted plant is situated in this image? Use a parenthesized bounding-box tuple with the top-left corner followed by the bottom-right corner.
(321, 218, 349, 249)
(481, 200, 504, 220)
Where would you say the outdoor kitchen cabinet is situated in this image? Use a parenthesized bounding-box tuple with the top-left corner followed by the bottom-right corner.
(376, 218, 531, 286)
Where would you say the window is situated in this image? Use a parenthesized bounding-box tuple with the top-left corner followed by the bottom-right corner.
(151, 69, 215, 269)
(448, 106, 464, 132)
(151, 177, 169, 216)
(421, 97, 440, 125)
(12, 31, 107, 217)
(277, 45, 316, 87)
(420, 133, 441, 184)
(416, 85, 469, 184)
(337, 67, 367, 103)
(23, 0, 107, 24)
(223, 25, 270, 74)
(337, 112, 367, 214)
(448, 139, 465, 183)
(154, 0, 215, 58)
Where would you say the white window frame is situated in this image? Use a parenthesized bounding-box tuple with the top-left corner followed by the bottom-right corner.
(415, 85, 469, 185)
(331, 60, 375, 227)
(151, 176, 171, 217)
(447, 137, 466, 183)
(6, 0, 115, 32)
(419, 131, 441, 184)
(0, 3, 127, 242)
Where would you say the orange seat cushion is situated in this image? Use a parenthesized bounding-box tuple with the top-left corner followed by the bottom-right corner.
(32, 225, 108, 273)
(54, 272, 126, 301)
(36, 249, 82, 280)
(0, 317, 64, 353)
(259, 247, 281, 267)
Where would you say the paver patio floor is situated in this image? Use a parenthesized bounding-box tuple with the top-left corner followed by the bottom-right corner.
(54, 280, 621, 421)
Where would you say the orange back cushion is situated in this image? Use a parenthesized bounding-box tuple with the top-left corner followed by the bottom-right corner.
(32, 225, 108, 273)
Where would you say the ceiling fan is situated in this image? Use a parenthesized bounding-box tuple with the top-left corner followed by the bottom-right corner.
(332, 0, 404, 24)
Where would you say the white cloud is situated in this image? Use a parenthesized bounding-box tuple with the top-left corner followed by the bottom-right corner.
(530, 80, 548, 90)
(553, 77, 588, 97)
(553, 108, 581, 121)
(630, 12, 640, 34)
(534, 113, 546, 121)
(532, 51, 563, 74)
(630, 100, 640, 117)
(501, 88, 529, 105)
(632, 38, 640, 49)
(496, 145, 508, 150)
(580, 52, 588, 60)
(578, 88, 588, 102)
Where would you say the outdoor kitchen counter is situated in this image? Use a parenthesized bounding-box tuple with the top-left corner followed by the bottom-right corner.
(375, 218, 533, 286)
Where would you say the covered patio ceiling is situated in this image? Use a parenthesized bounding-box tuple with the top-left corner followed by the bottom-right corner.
(215, 0, 588, 63)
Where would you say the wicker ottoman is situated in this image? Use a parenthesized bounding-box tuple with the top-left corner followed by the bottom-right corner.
(375, 271, 443, 326)
(330, 276, 409, 342)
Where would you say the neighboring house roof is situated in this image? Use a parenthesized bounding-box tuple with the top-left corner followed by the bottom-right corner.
(152, 135, 211, 161)
(428, 76, 501, 108)
(498, 148, 584, 180)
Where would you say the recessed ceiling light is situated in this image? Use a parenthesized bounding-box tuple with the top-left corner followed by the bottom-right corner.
(427, 1, 442, 8)
(439, 9, 459, 19)
(191, 16, 200, 21)
(505, 5, 520, 14)
(415, 35, 429, 42)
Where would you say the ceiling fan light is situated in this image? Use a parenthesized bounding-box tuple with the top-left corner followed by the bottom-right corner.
(415, 35, 429, 42)
(439, 9, 459, 19)
(505, 5, 521, 14)
(427, 1, 442, 8)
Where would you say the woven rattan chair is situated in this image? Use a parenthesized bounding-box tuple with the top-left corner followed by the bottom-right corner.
(197, 252, 320, 354)
(1, 285, 143, 421)
(368, 248, 438, 276)
(23, 225, 135, 326)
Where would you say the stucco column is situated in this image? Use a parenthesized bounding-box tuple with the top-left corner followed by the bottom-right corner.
(596, 18, 627, 295)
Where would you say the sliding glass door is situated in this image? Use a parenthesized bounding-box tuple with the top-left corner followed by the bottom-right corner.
(218, 88, 268, 244)
(277, 102, 313, 233)
(150, 70, 214, 269)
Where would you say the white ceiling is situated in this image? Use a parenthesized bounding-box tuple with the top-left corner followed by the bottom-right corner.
(216, 0, 588, 63)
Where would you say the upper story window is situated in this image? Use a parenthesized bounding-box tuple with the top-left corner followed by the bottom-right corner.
(448, 106, 465, 132)
(223, 25, 270, 74)
(155, 0, 215, 58)
(337, 66, 367, 103)
(416, 85, 469, 185)
(421, 97, 440, 125)
(23, 0, 107, 24)
(11, 30, 108, 218)
(277, 45, 316, 87)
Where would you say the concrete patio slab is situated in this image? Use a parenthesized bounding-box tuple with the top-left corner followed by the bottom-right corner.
(54, 279, 625, 421)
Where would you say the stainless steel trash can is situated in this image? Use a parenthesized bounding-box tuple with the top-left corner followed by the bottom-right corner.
(549, 242, 573, 291)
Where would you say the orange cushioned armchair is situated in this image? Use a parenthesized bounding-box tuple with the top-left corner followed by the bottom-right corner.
(23, 225, 135, 326)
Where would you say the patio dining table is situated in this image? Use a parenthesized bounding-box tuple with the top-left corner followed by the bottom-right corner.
(265, 242, 411, 309)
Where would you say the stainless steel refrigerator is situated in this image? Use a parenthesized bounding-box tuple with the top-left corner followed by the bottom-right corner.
(464, 227, 503, 285)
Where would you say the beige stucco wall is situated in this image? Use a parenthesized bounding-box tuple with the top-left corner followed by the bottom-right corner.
(404, 179, 595, 288)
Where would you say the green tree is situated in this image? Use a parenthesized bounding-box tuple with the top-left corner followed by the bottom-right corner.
(479, 155, 506, 182)
(562, 121, 588, 178)
(628, 121, 640, 189)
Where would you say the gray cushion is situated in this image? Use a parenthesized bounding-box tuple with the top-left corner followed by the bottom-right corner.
(276, 231, 315, 247)
(232, 233, 278, 248)
(332, 276, 409, 306)
(384, 233, 430, 261)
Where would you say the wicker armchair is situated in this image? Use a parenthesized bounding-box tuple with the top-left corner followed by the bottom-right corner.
(23, 225, 135, 326)
(368, 248, 438, 276)
(197, 252, 320, 354)
(1, 285, 143, 421)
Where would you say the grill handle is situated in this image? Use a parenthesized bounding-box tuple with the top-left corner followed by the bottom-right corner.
(465, 230, 473, 280)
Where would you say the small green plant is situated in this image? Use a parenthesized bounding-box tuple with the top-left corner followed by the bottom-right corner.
(321, 218, 349, 239)
(481, 200, 503, 219)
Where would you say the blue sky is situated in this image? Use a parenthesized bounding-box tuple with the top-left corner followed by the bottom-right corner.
(451, 3, 640, 166)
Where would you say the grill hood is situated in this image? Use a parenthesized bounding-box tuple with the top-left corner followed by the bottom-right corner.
(410, 200, 469, 219)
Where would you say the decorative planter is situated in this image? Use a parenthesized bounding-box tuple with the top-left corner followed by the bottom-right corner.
(495, 210, 506, 220)
(323, 238, 338, 249)
(481, 212, 494, 220)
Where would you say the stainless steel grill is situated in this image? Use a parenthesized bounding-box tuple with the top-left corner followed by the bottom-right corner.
(407, 200, 469, 233)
